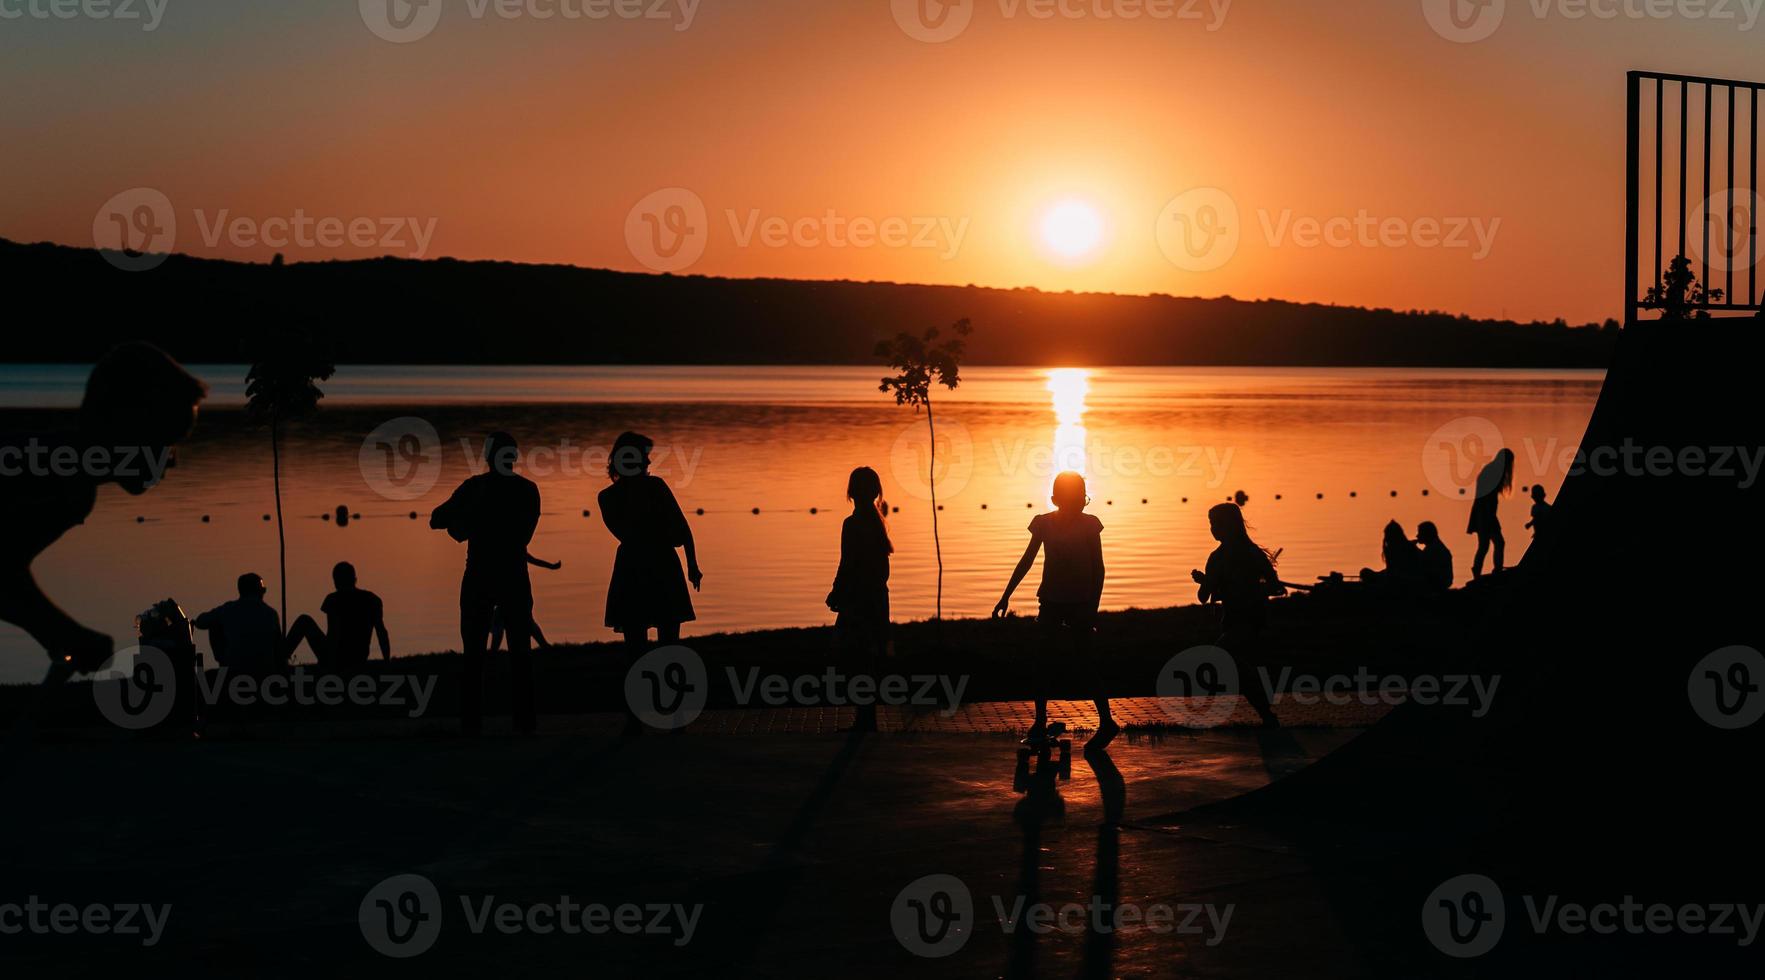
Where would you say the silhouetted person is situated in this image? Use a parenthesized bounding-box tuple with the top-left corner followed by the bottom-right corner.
(601, 432, 702, 645)
(601, 432, 701, 734)
(826, 467, 892, 733)
(1360, 520, 1422, 592)
(194, 573, 286, 674)
(994, 471, 1115, 748)
(284, 561, 391, 670)
(1524, 484, 1553, 537)
(0, 342, 206, 673)
(490, 553, 560, 652)
(1468, 447, 1515, 578)
(1415, 521, 1454, 592)
(1192, 502, 1284, 727)
(431, 432, 541, 735)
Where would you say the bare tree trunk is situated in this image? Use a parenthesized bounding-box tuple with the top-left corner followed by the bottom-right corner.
(272, 415, 287, 633)
(927, 399, 942, 624)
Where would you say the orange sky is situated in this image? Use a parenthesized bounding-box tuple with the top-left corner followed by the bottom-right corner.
(2, 0, 1761, 324)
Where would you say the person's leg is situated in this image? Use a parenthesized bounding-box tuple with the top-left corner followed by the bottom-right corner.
(1031, 608, 1058, 736)
(1492, 527, 1506, 573)
(620, 629, 650, 734)
(657, 623, 681, 646)
(1471, 532, 1491, 579)
(503, 595, 536, 735)
(1222, 626, 1279, 727)
(459, 576, 493, 735)
(283, 614, 329, 667)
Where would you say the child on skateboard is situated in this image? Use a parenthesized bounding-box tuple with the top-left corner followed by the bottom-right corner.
(993, 471, 1116, 748)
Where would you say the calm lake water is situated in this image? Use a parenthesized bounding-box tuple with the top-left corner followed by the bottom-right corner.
(0, 365, 1603, 683)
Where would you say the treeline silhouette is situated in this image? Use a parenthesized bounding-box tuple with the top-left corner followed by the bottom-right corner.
(2, 237, 1616, 366)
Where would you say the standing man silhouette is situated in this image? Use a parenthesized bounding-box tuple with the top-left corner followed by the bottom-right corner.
(430, 432, 541, 735)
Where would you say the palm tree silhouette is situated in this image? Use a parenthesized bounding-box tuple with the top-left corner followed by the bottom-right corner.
(877, 318, 972, 624)
(245, 330, 335, 632)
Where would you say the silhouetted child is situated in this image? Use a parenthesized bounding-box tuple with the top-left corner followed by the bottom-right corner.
(826, 467, 892, 733)
(1360, 520, 1422, 592)
(1524, 485, 1552, 537)
(1468, 448, 1515, 578)
(490, 554, 560, 652)
(1191, 503, 1284, 727)
(1416, 521, 1454, 592)
(993, 471, 1114, 748)
(1, 343, 206, 674)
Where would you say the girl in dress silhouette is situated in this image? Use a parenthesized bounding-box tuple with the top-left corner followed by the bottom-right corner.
(1191, 502, 1284, 727)
(826, 466, 892, 732)
(600, 432, 702, 660)
(1467, 448, 1515, 579)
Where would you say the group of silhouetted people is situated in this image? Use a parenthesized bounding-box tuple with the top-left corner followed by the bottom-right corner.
(3, 344, 1551, 743)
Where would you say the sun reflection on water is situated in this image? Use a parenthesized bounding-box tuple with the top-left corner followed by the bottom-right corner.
(1047, 368, 1091, 479)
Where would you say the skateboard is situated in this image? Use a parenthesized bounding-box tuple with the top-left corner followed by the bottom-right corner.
(1013, 721, 1072, 791)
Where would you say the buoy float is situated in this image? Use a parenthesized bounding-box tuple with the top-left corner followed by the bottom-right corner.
(408, 511, 418, 520)
(135, 516, 145, 524)
(751, 507, 761, 515)
(335, 505, 350, 527)
(696, 508, 705, 516)
(810, 507, 819, 515)
(201, 515, 211, 523)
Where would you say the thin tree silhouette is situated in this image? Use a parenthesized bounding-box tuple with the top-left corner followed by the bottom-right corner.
(1645, 255, 1724, 320)
(877, 318, 972, 623)
(245, 330, 335, 632)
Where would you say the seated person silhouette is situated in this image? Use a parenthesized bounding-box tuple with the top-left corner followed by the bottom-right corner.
(194, 573, 286, 674)
(1, 343, 206, 674)
(1360, 520, 1423, 593)
(1415, 521, 1454, 592)
(284, 561, 391, 669)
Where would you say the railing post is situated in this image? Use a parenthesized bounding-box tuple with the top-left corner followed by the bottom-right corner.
(1625, 71, 1642, 326)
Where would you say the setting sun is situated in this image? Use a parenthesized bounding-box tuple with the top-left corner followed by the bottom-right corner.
(1039, 201, 1105, 261)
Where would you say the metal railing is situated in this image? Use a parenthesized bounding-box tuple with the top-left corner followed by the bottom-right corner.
(1626, 71, 1763, 321)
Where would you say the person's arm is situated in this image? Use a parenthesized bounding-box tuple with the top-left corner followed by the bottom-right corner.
(429, 480, 474, 541)
(664, 483, 703, 592)
(993, 535, 1042, 617)
(527, 553, 562, 571)
(0, 567, 112, 669)
(1193, 554, 1215, 603)
(373, 599, 391, 660)
(1090, 534, 1106, 610)
(828, 520, 854, 610)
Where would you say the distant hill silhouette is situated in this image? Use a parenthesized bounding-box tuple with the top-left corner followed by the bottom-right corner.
(2, 237, 1617, 366)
